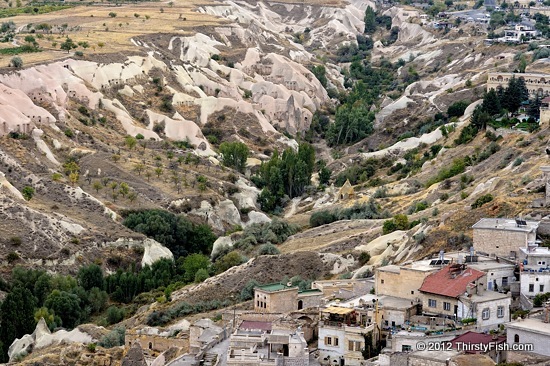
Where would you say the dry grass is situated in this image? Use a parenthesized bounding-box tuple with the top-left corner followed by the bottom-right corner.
(0, 0, 226, 67)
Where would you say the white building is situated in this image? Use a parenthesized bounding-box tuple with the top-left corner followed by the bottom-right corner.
(502, 24, 538, 42)
(507, 312, 550, 357)
(519, 243, 550, 298)
(318, 306, 378, 366)
(458, 290, 511, 329)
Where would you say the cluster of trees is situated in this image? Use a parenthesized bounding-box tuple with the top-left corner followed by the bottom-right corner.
(364, 6, 392, 34)
(456, 76, 534, 145)
(252, 143, 315, 212)
(0, 266, 112, 361)
(232, 219, 298, 254)
(219, 141, 249, 173)
(122, 209, 216, 259)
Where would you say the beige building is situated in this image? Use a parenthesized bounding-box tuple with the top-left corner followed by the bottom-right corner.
(254, 283, 322, 313)
(311, 278, 374, 300)
(375, 263, 438, 300)
(487, 72, 550, 98)
(541, 96, 550, 126)
(125, 327, 189, 353)
(337, 179, 355, 200)
(472, 218, 539, 258)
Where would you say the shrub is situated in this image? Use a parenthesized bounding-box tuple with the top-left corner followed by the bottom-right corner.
(7, 252, 20, 263)
(447, 100, 469, 118)
(194, 268, 209, 283)
(258, 243, 280, 255)
(240, 279, 260, 301)
(22, 186, 34, 201)
(358, 251, 371, 265)
(106, 306, 125, 325)
(426, 158, 466, 187)
(99, 326, 125, 348)
(471, 194, 493, 209)
(10, 56, 22, 68)
(309, 200, 387, 227)
(9, 236, 22, 246)
(382, 214, 409, 235)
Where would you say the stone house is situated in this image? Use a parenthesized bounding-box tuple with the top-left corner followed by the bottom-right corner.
(189, 318, 226, 355)
(254, 283, 322, 313)
(472, 218, 539, 258)
(419, 264, 486, 319)
(318, 306, 378, 366)
(487, 72, 550, 98)
(125, 327, 189, 354)
(311, 279, 374, 301)
(375, 263, 439, 301)
(519, 243, 550, 298)
(337, 179, 354, 200)
(506, 310, 550, 357)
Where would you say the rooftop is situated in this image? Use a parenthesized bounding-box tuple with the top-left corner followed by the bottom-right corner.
(472, 218, 539, 233)
(410, 350, 460, 361)
(239, 321, 272, 332)
(450, 331, 506, 349)
(332, 293, 416, 310)
(419, 265, 485, 298)
(460, 290, 510, 303)
(506, 317, 550, 335)
(256, 283, 296, 292)
(520, 246, 550, 256)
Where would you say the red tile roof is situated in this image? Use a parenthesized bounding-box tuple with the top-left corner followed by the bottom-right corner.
(419, 265, 485, 298)
(451, 331, 506, 353)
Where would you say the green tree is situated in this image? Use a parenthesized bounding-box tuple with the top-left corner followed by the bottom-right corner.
(92, 181, 103, 193)
(311, 65, 328, 88)
(44, 290, 81, 329)
(60, 37, 77, 53)
(22, 186, 35, 201)
(88, 287, 108, 314)
(240, 279, 260, 301)
(364, 6, 377, 33)
(125, 135, 137, 150)
(219, 142, 249, 173)
(213, 251, 245, 274)
(319, 166, 332, 185)
(181, 253, 210, 282)
(528, 95, 542, 119)
(106, 306, 125, 325)
(119, 182, 130, 198)
(77, 264, 104, 291)
(194, 268, 209, 283)
(327, 104, 374, 146)
(482, 89, 502, 116)
(34, 307, 57, 330)
(0, 286, 37, 362)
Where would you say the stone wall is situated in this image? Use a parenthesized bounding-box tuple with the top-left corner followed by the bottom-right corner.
(376, 268, 433, 300)
(487, 73, 550, 98)
(255, 288, 298, 313)
(473, 228, 529, 257)
(125, 332, 189, 354)
(507, 326, 550, 356)
(520, 272, 550, 297)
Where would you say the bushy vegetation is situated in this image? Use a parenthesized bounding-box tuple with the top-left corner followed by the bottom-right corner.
(233, 219, 298, 253)
(219, 141, 249, 173)
(147, 299, 231, 326)
(471, 194, 493, 209)
(122, 209, 216, 259)
(310, 200, 388, 227)
(252, 143, 315, 212)
(426, 158, 466, 187)
(456, 76, 532, 145)
(382, 214, 410, 235)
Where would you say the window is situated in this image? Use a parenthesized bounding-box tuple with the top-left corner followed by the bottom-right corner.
(502, 277, 508, 286)
(325, 337, 332, 345)
(334, 337, 339, 346)
(381, 279, 385, 284)
(411, 290, 414, 295)
(428, 299, 437, 308)
(402, 345, 412, 352)
(443, 302, 451, 311)
(497, 306, 504, 318)
(482, 308, 490, 320)
(541, 285, 545, 293)
(529, 284, 535, 292)
(349, 341, 362, 351)
(514, 334, 520, 343)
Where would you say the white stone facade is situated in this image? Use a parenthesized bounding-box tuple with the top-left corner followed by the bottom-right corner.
(520, 272, 550, 297)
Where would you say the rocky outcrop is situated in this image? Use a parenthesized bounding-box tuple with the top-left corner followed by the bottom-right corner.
(142, 238, 175, 267)
(122, 342, 147, 366)
(8, 318, 104, 362)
